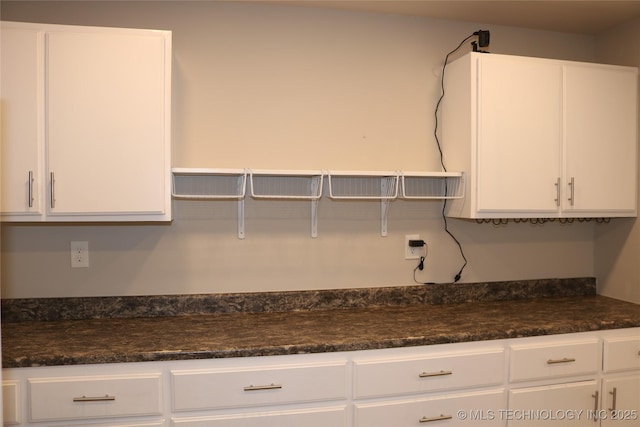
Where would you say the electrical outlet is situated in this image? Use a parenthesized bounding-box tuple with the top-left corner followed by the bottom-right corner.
(70, 241, 89, 268)
(405, 234, 422, 260)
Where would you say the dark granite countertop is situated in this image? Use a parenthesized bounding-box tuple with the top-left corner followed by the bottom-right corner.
(3, 294, 640, 368)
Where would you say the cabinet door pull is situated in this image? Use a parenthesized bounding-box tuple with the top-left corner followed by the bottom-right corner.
(419, 370, 453, 378)
(568, 177, 575, 206)
(609, 387, 617, 412)
(243, 383, 282, 392)
(546, 357, 576, 364)
(419, 414, 453, 423)
(28, 171, 34, 207)
(554, 177, 561, 206)
(72, 394, 116, 402)
(592, 390, 599, 419)
(50, 172, 56, 209)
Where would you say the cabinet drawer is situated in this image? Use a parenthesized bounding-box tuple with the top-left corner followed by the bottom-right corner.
(353, 348, 505, 399)
(354, 389, 506, 427)
(171, 361, 347, 411)
(171, 406, 347, 427)
(3, 380, 21, 425)
(28, 373, 162, 422)
(509, 339, 599, 382)
(603, 336, 640, 373)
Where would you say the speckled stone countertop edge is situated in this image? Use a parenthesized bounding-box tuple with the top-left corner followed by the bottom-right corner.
(1, 277, 596, 322)
(23, 318, 637, 367)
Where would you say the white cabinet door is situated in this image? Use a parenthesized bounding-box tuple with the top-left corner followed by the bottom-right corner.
(601, 375, 640, 426)
(563, 64, 638, 216)
(476, 54, 562, 214)
(0, 25, 43, 218)
(45, 28, 170, 218)
(508, 380, 599, 426)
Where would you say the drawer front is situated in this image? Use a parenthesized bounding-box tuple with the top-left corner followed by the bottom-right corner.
(509, 340, 599, 382)
(171, 406, 348, 427)
(171, 362, 347, 411)
(354, 389, 506, 427)
(603, 336, 640, 373)
(3, 380, 21, 425)
(508, 380, 599, 426)
(354, 349, 505, 399)
(28, 374, 162, 422)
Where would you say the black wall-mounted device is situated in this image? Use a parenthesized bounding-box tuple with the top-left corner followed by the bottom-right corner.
(472, 30, 491, 52)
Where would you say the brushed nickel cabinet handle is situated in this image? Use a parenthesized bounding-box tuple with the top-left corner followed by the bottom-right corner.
(419, 370, 453, 378)
(547, 357, 576, 364)
(555, 177, 561, 206)
(28, 171, 34, 207)
(73, 394, 115, 402)
(592, 390, 599, 422)
(50, 172, 56, 209)
(568, 177, 575, 206)
(609, 387, 617, 412)
(243, 383, 282, 391)
(419, 414, 453, 423)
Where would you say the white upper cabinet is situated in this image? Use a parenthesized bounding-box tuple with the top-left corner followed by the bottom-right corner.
(563, 65, 638, 214)
(442, 52, 638, 219)
(0, 25, 43, 218)
(0, 21, 172, 222)
(476, 55, 563, 215)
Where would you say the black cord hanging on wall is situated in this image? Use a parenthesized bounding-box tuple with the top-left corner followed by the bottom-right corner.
(421, 30, 490, 285)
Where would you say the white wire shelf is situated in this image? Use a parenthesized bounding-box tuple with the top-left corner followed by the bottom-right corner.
(327, 170, 400, 200)
(172, 168, 247, 200)
(400, 171, 465, 200)
(249, 169, 324, 200)
(171, 168, 464, 238)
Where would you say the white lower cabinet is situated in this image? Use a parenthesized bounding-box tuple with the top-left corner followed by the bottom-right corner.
(505, 330, 640, 426)
(601, 376, 640, 426)
(508, 380, 599, 426)
(600, 335, 640, 426)
(354, 389, 506, 427)
(3, 328, 640, 427)
(170, 406, 348, 427)
(352, 343, 507, 427)
(506, 336, 601, 426)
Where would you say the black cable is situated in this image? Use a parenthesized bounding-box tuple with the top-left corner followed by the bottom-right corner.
(434, 34, 475, 172)
(432, 33, 475, 284)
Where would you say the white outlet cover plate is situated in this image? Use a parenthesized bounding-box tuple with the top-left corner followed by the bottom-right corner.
(405, 234, 421, 260)
(70, 241, 89, 268)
